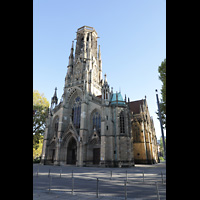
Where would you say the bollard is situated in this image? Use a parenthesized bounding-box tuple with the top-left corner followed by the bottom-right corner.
(155, 182, 160, 200)
(124, 180, 127, 200)
(48, 168, 51, 177)
(110, 170, 112, 180)
(143, 171, 144, 182)
(49, 176, 52, 193)
(161, 171, 163, 184)
(72, 170, 73, 179)
(37, 166, 39, 177)
(72, 177, 74, 195)
(60, 169, 62, 178)
(126, 170, 128, 182)
(96, 178, 99, 198)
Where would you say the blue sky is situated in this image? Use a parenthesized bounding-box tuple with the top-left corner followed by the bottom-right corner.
(33, 0, 166, 139)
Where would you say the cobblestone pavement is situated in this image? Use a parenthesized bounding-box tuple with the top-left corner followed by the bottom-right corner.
(33, 162, 166, 200)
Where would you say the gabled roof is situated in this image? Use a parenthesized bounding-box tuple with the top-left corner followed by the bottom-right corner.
(129, 99, 144, 114)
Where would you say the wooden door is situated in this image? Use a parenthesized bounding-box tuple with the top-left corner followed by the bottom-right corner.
(93, 148, 100, 164)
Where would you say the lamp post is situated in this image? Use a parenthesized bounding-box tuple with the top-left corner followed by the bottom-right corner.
(155, 89, 166, 161)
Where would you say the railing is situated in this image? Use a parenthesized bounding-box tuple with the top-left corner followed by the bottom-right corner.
(77, 26, 94, 32)
(33, 165, 166, 199)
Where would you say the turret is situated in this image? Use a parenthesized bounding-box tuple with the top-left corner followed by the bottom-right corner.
(67, 41, 74, 77)
(102, 74, 110, 102)
(68, 41, 74, 66)
(51, 87, 58, 110)
(98, 45, 102, 82)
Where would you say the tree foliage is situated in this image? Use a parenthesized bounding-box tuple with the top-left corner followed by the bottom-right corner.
(158, 59, 166, 128)
(159, 136, 166, 157)
(33, 136, 44, 160)
(33, 90, 49, 150)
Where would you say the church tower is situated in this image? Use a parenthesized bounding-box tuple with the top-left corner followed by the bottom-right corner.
(65, 26, 102, 96)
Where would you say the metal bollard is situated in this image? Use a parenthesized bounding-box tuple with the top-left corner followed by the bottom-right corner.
(49, 176, 52, 193)
(161, 171, 163, 184)
(37, 166, 39, 177)
(72, 177, 74, 195)
(60, 169, 61, 178)
(126, 170, 128, 182)
(155, 182, 160, 200)
(124, 180, 127, 200)
(110, 170, 112, 180)
(96, 178, 99, 198)
(48, 168, 51, 177)
(143, 171, 145, 182)
(72, 170, 73, 179)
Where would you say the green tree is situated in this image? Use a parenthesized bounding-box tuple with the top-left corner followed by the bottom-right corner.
(33, 90, 49, 151)
(158, 59, 166, 128)
(33, 136, 44, 160)
(160, 136, 166, 157)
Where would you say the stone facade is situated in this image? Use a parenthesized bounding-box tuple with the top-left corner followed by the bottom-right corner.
(129, 98, 159, 164)
(41, 26, 158, 167)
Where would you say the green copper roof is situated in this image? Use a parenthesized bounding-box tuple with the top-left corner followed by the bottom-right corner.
(111, 92, 126, 105)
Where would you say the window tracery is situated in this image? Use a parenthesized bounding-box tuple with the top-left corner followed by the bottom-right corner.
(92, 111, 101, 135)
(53, 117, 59, 138)
(72, 96, 82, 133)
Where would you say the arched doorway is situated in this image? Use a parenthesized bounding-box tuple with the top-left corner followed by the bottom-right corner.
(67, 137, 77, 164)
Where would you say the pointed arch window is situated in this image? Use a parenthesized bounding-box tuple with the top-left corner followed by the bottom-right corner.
(53, 117, 59, 137)
(72, 96, 82, 131)
(120, 111, 125, 134)
(92, 112, 101, 135)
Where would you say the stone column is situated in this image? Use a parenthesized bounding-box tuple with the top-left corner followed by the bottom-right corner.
(54, 108, 64, 165)
(77, 100, 88, 166)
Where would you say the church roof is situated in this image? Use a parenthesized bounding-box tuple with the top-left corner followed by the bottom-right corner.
(111, 92, 126, 105)
(129, 100, 144, 114)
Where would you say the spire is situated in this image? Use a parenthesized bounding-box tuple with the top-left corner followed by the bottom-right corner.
(51, 87, 58, 109)
(53, 87, 57, 98)
(104, 73, 107, 83)
(98, 45, 102, 82)
(71, 40, 74, 49)
(68, 41, 74, 66)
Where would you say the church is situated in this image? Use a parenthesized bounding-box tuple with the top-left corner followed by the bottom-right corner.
(41, 26, 158, 167)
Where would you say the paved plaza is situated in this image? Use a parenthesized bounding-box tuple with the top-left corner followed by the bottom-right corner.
(33, 162, 166, 200)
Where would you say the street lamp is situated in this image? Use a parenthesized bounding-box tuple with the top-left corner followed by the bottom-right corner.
(155, 89, 166, 162)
